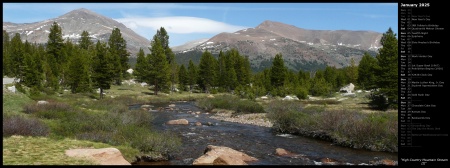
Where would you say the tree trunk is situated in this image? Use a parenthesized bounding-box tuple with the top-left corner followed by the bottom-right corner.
(100, 88, 103, 99)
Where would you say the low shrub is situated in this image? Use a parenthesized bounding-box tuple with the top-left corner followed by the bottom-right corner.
(266, 100, 398, 152)
(131, 130, 181, 154)
(303, 99, 341, 105)
(368, 93, 389, 110)
(196, 94, 265, 113)
(24, 102, 76, 119)
(3, 115, 49, 137)
(235, 100, 265, 113)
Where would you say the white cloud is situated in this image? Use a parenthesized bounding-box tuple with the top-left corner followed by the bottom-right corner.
(115, 16, 248, 34)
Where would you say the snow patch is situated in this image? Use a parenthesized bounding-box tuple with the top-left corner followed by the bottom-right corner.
(307, 42, 313, 45)
(34, 25, 44, 31)
(89, 34, 98, 39)
(261, 40, 265, 42)
(234, 32, 240, 34)
(206, 41, 214, 45)
(63, 33, 81, 39)
(245, 35, 250, 37)
(26, 31, 33, 36)
(44, 30, 50, 33)
(269, 38, 276, 41)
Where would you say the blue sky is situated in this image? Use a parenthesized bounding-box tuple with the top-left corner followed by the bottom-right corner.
(3, 3, 398, 47)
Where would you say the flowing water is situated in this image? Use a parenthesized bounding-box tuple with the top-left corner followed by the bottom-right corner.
(130, 101, 397, 165)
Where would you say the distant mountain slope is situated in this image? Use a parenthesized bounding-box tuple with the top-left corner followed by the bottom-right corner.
(3, 8, 150, 56)
(174, 20, 381, 72)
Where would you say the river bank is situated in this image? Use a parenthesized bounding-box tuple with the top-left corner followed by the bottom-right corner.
(209, 109, 273, 127)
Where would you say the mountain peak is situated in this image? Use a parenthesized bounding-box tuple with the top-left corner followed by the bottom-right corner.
(62, 8, 101, 18)
(3, 7, 150, 56)
(257, 20, 277, 28)
(71, 8, 94, 14)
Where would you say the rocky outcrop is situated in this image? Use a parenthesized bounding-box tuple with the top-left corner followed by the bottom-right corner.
(340, 83, 355, 93)
(193, 145, 258, 165)
(166, 119, 189, 125)
(65, 148, 130, 165)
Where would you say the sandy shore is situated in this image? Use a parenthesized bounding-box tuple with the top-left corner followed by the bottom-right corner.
(209, 109, 273, 127)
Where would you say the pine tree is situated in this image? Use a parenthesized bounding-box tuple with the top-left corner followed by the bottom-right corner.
(80, 30, 93, 50)
(46, 22, 64, 90)
(108, 28, 130, 85)
(178, 64, 189, 91)
(153, 27, 177, 92)
(357, 52, 377, 90)
(270, 53, 287, 88)
(59, 38, 76, 88)
(10, 33, 24, 78)
(310, 76, 331, 97)
(66, 46, 92, 93)
(198, 50, 217, 93)
(187, 60, 198, 91)
(22, 44, 42, 89)
(3, 30, 12, 76)
(224, 51, 238, 91)
(217, 50, 226, 89)
(374, 27, 398, 109)
(133, 48, 147, 83)
(147, 38, 169, 95)
(335, 69, 347, 90)
(237, 56, 252, 87)
(92, 41, 113, 99)
(324, 66, 338, 91)
(346, 58, 358, 84)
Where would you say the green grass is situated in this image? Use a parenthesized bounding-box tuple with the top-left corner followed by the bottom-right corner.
(2, 135, 141, 165)
(2, 91, 34, 117)
(3, 84, 185, 165)
(3, 136, 102, 165)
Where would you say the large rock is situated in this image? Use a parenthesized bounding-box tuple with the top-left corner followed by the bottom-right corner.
(126, 68, 133, 74)
(7, 85, 16, 93)
(193, 145, 258, 165)
(340, 83, 355, 93)
(65, 148, 130, 165)
(166, 119, 189, 125)
(275, 148, 290, 156)
(140, 104, 153, 108)
(274, 148, 308, 160)
(37, 100, 49, 105)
